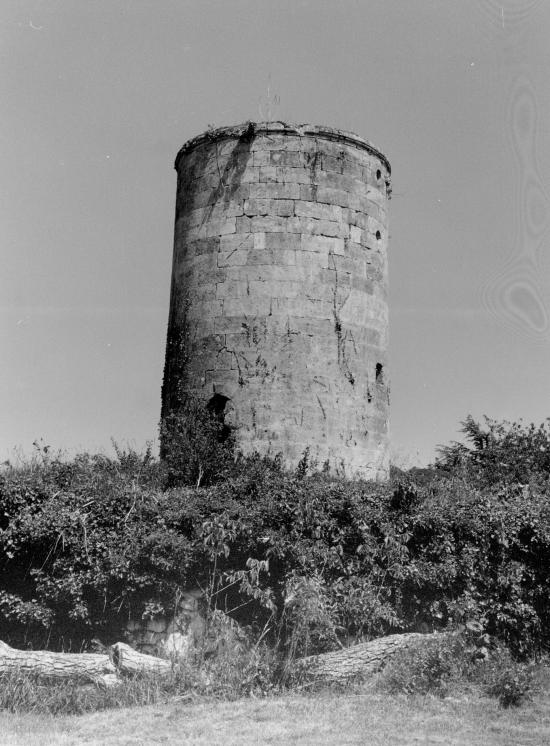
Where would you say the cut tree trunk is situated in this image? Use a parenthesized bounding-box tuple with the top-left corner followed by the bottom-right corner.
(0, 640, 115, 684)
(0, 640, 172, 684)
(291, 632, 449, 685)
(109, 642, 172, 676)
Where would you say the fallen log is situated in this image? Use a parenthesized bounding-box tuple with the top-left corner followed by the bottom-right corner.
(109, 642, 172, 676)
(291, 631, 449, 685)
(0, 640, 115, 684)
(0, 632, 447, 687)
(0, 640, 172, 684)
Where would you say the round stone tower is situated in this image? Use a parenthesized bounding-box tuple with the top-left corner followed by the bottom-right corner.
(162, 122, 391, 480)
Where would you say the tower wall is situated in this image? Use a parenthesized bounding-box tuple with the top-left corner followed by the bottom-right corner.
(162, 123, 391, 480)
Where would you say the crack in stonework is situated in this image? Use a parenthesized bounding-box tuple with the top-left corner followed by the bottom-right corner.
(316, 395, 327, 420)
(217, 235, 251, 266)
(216, 344, 250, 387)
(202, 133, 254, 227)
(329, 252, 355, 385)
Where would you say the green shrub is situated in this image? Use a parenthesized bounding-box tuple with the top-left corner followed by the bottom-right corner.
(482, 651, 534, 708)
(436, 415, 550, 487)
(379, 634, 536, 707)
(1, 414, 550, 663)
(379, 636, 461, 697)
(159, 398, 236, 488)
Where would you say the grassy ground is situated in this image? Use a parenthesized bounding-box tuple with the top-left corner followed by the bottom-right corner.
(2, 688, 550, 746)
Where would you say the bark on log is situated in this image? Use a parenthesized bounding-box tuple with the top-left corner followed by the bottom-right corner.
(292, 632, 449, 685)
(109, 642, 173, 676)
(0, 632, 447, 687)
(0, 640, 172, 683)
(0, 640, 115, 683)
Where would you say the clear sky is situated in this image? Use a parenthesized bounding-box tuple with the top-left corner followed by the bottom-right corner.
(2, 0, 549, 466)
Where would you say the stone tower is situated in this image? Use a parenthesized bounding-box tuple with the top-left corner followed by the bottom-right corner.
(162, 122, 391, 480)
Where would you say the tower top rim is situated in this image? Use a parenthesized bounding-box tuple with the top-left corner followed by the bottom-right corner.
(174, 122, 391, 174)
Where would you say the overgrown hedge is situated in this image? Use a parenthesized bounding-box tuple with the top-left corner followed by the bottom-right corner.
(1, 413, 549, 658)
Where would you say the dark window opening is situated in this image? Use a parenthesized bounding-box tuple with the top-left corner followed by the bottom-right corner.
(376, 169, 382, 180)
(207, 394, 232, 441)
(376, 363, 384, 384)
(207, 393, 229, 416)
(375, 230, 381, 241)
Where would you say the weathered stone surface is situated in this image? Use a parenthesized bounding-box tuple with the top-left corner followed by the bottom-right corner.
(294, 200, 343, 222)
(248, 182, 301, 199)
(125, 589, 205, 659)
(163, 122, 391, 481)
(243, 198, 295, 217)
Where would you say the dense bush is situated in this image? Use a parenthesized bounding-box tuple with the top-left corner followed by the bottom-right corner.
(483, 650, 535, 707)
(379, 635, 460, 697)
(379, 633, 536, 706)
(1, 411, 549, 664)
(159, 397, 236, 488)
(436, 415, 550, 487)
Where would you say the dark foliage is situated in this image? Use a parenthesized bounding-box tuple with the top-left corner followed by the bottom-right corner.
(1, 414, 550, 663)
(159, 397, 236, 488)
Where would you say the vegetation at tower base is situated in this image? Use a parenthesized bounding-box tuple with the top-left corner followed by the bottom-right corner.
(1, 412, 550, 680)
(159, 396, 236, 488)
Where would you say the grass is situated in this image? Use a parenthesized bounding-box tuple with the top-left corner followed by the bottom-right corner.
(2, 684, 550, 745)
(1, 642, 548, 743)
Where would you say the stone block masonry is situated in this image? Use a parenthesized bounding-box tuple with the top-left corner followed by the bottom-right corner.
(162, 122, 391, 481)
